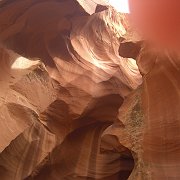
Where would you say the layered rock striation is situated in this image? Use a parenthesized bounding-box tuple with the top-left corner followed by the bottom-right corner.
(0, 0, 179, 180)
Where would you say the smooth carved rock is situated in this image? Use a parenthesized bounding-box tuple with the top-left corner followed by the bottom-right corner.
(1, 0, 179, 180)
(0, 46, 57, 179)
(0, 1, 140, 179)
(141, 52, 180, 179)
(115, 46, 180, 179)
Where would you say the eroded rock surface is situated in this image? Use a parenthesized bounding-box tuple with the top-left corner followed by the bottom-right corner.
(0, 0, 179, 180)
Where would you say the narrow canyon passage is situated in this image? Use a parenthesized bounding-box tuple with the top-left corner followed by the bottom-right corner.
(0, 0, 180, 180)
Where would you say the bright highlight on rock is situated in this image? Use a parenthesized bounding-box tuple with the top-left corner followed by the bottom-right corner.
(108, 0, 130, 13)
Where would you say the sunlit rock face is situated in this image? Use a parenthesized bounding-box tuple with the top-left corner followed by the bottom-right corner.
(1, 0, 179, 180)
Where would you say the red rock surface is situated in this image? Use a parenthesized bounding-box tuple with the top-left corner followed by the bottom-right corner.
(0, 0, 179, 180)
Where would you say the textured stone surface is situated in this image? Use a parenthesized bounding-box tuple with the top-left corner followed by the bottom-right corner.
(0, 0, 179, 180)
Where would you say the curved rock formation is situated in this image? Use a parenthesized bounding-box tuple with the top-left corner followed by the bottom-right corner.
(0, 0, 179, 180)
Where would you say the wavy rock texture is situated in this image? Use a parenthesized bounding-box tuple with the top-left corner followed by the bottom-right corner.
(0, 0, 179, 180)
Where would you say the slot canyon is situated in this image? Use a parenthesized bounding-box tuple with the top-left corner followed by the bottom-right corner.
(0, 0, 180, 179)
